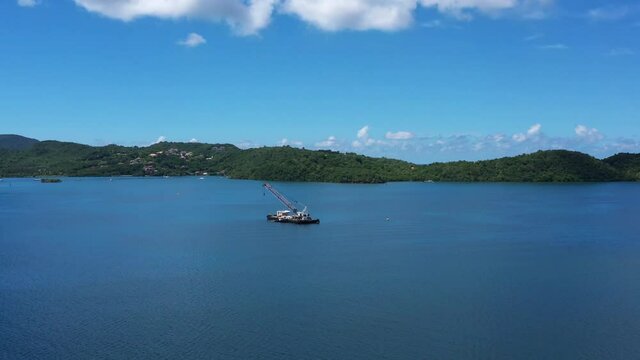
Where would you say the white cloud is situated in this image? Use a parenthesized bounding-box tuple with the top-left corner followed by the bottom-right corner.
(537, 43, 568, 50)
(586, 6, 631, 21)
(308, 123, 640, 163)
(575, 125, 603, 142)
(352, 138, 379, 148)
(189, 138, 199, 143)
(527, 123, 541, 136)
(574, 125, 588, 137)
(282, 0, 418, 32)
(512, 123, 542, 143)
(524, 33, 543, 41)
(73, 0, 554, 34)
(17, 0, 37, 7)
(512, 133, 526, 142)
(236, 140, 261, 149)
(352, 125, 387, 147)
(315, 135, 338, 148)
(283, 0, 553, 31)
(278, 138, 304, 147)
(152, 136, 167, 145)
(385, 131, 415, 140)
(607, 48, 635, 57)
(178, 33, 207, 47)
(420, 0, 519, 19)
(73, 0, 278, 35)
(357, 125, 370, 139)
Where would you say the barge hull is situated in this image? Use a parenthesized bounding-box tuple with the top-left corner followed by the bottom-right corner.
(267, 215, 320, 225)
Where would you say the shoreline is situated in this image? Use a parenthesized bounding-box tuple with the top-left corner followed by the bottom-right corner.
(1, 175, 637, 185)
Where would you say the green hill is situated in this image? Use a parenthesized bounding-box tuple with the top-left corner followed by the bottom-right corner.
(0, 135, 39, 150)
(0, 135, 638, 182)
(420, 150, 621, 182)
(603, 153, 640, 181)
(0, 139, 238, 178)
(221, 146, 417, 183)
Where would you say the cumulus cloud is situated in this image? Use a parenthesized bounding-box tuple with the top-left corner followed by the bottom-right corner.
(512, 123, 542, 142)
(72, 0, 553, 34)
(278, 138, 304, 147)
(357, 125, 370, 139)
(152, 136, 167, 145)
(575, 125, 603, 142)
(178, 33, 207, 47)
(315, 135, 339, 148)
(73, 0, 278, 35)
(17, 0, 38, 7)
(385, 131, 415, 140)
(283, 0, 554, 31)
(290, 123, 639, 162)
(420, 0, 518, 20)
(234, 123, 636, 163)
(282, 0, 417, 31)
(352, 125, 383, 148)
(528, 123, 541, 136)
(189, 138, 200, 143)
(317, 124, 608, 161)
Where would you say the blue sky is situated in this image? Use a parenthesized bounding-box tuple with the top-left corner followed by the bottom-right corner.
(1, 0, 639, 163)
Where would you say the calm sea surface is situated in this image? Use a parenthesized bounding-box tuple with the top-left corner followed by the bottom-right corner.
(1, 177, 640, 359)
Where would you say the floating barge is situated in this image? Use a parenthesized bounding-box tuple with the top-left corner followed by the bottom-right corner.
(263, 183, 320, 225)
(267, 211, 320, 224)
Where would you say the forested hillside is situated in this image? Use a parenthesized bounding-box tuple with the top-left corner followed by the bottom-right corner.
(1, 135, 638, 182)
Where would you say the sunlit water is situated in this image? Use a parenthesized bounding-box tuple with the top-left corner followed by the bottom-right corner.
(1, 177, 640, 359)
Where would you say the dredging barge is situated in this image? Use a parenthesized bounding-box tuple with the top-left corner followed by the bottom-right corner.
(263, 183, 320, 225)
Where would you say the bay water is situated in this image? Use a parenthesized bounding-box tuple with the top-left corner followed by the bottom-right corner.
(1, 177, 639, 359)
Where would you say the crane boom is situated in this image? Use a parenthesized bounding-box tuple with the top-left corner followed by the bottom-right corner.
(263, 183, 299, 213)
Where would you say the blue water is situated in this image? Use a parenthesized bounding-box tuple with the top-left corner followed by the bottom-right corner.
(1, 177, 640, 359)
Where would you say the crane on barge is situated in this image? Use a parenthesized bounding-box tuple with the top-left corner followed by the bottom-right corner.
(263, 183, 320, 224)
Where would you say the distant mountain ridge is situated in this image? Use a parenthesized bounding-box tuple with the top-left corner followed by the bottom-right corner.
(0, 135, 39, 150)
(0, 134, 639, 182)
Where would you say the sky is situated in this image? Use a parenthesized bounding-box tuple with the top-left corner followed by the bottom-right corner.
(0, 0, 639, 163)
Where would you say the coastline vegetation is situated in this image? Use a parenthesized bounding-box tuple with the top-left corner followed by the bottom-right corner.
(1, 135, 639, 183)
